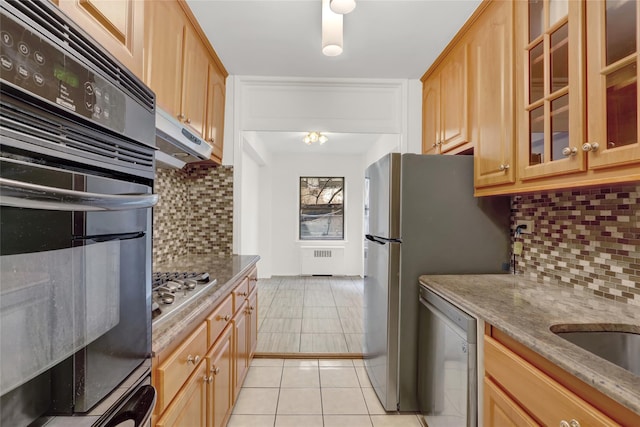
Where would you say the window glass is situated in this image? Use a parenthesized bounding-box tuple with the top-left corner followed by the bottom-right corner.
(551, 94, 570, 160)
(300, 177, 344, 240)
(606, 0, 636, 65)
(530, 106, 545, 165)
(550, 23, 569, 93)
(606, 63, 638, 148)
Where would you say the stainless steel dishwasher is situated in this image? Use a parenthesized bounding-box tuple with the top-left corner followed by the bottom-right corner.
(418, 284, 477, 427)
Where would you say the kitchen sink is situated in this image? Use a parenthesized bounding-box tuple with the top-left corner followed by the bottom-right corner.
(551, 326, 640, 376)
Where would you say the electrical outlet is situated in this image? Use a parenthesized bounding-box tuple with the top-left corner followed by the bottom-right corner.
(516, 220, 534, 234)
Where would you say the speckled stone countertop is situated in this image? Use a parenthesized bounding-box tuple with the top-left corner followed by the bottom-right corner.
(152, 255, 259, 355)
(418, 274, 640, 416)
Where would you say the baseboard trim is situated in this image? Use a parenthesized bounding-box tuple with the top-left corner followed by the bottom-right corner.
(254, 352, 364, 359)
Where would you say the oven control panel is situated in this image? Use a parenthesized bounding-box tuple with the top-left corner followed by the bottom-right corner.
(0, 13, 125, 132)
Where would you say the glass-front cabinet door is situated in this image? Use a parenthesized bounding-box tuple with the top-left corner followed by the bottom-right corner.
(586, 0, 640, 169)
(518, 0, 586, 180)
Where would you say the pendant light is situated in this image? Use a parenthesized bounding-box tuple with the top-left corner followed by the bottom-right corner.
(330, 0, 356, 14)
(322, 0, 343, 56)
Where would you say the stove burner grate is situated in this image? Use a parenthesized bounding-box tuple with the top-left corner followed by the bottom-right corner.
(152, 272, 209, 289)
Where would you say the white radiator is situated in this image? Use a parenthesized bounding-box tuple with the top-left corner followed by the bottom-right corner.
(300, 246, 345, 275)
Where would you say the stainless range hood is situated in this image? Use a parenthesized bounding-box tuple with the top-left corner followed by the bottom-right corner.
(154, 108, 213, 168)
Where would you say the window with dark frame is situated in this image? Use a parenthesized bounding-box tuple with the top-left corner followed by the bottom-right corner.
(299, 177, 344, 240)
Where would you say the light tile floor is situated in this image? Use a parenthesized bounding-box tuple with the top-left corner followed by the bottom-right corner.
(228, 358, 424, 427)
(257, 276, 365, 354)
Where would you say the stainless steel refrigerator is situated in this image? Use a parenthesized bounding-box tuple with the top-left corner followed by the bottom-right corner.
(363, 153, 510, 411)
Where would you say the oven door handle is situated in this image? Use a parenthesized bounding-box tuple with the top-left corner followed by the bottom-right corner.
(0, 178, 158, 211)
(73, 231, 146, 243)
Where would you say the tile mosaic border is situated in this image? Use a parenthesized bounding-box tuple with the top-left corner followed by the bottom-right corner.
(153, 164, 234, 266)
(511, 183, 640, 306)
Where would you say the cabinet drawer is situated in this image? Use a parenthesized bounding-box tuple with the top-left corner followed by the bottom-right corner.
(232, 278, 249, 313)
(157, 322, 207, 412)
(207, 294, 233, 347)
(484, 336, 619, 426)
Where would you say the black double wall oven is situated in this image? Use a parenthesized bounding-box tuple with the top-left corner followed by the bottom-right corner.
(0, 1, 157, 425)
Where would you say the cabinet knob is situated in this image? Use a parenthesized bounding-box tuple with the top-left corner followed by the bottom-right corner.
(432, 143, 437, 148)
(239, 291, 248, 297)
(582, 142, 599, 152)
(187, 354, 200, 365)
(185, 118, 191, 124)
(249, 277, 258, 282)
(436, 140, 443, 146)
(203, 375, 213, 384)
(499, 164, 510, 171)
(218, 314, 231, 322)
(562, 147, 578, 157)
(560, 421, 570, 427)
(211, 366, 221, 375)
(208, 138, 215, 144)
(569, 420, 581, 427)
(177, 114, 185, 121)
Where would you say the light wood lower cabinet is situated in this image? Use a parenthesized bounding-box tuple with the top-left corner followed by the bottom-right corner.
(484, 377, 540, 427)
(233, 300, 249, 401)
(156, 363, 208, 427)
(153, 265, 258, 427)
(207, 324, 233, 427)
(248, 288, 258, 357)
(484, 328, 638, 426)
(156, 323, 207, 413)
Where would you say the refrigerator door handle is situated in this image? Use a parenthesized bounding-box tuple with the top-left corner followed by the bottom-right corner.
(366, 234, 403, 245)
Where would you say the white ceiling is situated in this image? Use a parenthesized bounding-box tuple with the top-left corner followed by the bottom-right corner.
(186, 0, 481, 79)
(185, 0, 482, 154)
(251, 131, 387, 154)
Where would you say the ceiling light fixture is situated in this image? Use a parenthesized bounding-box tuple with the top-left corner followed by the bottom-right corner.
(322, 0, 343, 56)
(330, 0, 356, 14)
(303, 131, 328, 145)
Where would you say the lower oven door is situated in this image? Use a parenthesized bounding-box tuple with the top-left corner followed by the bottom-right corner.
(0, 156, 156, 423)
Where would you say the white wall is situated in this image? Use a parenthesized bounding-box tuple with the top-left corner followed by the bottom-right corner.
(269, 152, 365, 276)
(227, 76, 423, 278)
(239, 149, 260, 255)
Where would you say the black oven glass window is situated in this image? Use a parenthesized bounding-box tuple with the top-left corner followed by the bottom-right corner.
(299, 177, 344, 240)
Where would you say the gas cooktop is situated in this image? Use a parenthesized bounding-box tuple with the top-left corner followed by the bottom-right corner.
(151, 271, 217, 324)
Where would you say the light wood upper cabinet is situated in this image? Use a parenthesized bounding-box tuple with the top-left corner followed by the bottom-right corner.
(516, 0, 587, 181)
(144, 1, 206, 132)
(56, 0, 144, 78)
(144, 0, 228, 157)
(422, 76, 441, 155)
(439, 44, 469, 153)
(181, 24, 209, 137)
(143, 0, 184, 114)
(471, 0, 516, 188)
(421, 42, 470, 155)
(585, 0, 640, 170)
(205, 64, 226, 164)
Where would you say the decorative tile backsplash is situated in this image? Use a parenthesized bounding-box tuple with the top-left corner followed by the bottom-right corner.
(511, 183, 640, 306)
(153, 164, 234, 266)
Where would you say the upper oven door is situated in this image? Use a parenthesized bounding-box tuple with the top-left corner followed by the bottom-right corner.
(0, 155, 156, 400)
